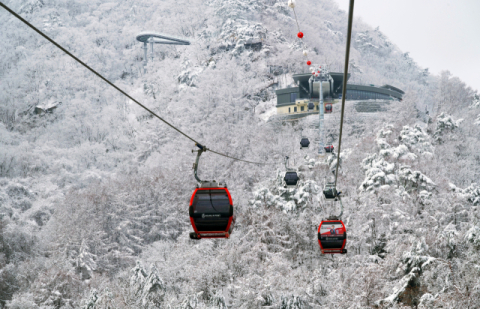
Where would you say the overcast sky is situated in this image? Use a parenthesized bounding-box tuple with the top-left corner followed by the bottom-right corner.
(334, 0, 480, 92)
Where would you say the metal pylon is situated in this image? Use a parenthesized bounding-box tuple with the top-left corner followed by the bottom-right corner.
(316, 66, 330, 154)
(318, 79, 325, 154)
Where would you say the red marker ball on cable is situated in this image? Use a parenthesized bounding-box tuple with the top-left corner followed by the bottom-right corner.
(307, 60, 311, 65)
(297, 32, 303, 38)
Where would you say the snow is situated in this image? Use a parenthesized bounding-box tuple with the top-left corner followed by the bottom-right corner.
(360, 153, 395, 192)
(470, 94, 480, 108)
(399, 125, 433, 154)
(250, 169, 320, 213)
(397, 166, 435, 192)
(449, 182, 480, 205)
(433, 112, 464, 143)
(465, 225, 480, 248)
(0, 0, 479, 307)
(435, 113, 461, 134)
(178, 58, 205, 87)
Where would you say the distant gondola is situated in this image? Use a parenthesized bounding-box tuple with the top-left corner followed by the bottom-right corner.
(308, 101, 315, 111)
(323, 181, 339, 200)
(283, 156, 299, 187)
(284, 171, 299, 187)
(324, 145, 334, 153)
(318, 219, 347, 254)
(325, 103, 333, 114)
(300, 137, 310, 149)
(189, 186, 235, 239)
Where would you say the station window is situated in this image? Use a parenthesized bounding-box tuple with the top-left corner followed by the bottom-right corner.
(290, 93, 298, 102)
(288, 107, 291, 113)
(294, 107, 297, 112)
(301, 106, 304, 111)
(316, 105, 319, 110)
(346, 89, 354, 100)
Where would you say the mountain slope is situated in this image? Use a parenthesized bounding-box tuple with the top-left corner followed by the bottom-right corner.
(0, 0, 479, 308)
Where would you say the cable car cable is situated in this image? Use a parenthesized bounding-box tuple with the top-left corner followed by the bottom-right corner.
(287, 1, 308, 62)
(0, 2, 273, 166)
(334, 0, 354, 190)
(317, 1, 354, 254)
(291, 8, 301, 34)
(0, 3, 198, 144)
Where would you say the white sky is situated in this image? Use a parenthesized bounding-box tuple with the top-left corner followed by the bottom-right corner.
(334, 0, 480, 92)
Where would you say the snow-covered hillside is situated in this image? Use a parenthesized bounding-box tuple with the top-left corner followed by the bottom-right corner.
(0, 0, 479, 308)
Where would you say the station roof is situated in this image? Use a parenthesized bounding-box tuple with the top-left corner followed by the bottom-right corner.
(275, 86, 299, 95)
(292, 72, 350, 85)
(346, 84, 404, 99)
(380, 84, 405, 94)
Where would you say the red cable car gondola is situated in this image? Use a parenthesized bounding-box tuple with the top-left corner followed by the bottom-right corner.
(189, 144, 235, 240)
(318, 181, 346, 254)
(318, 220, 347, 254)
(324, 145, 334, 153)
(325, 103, 332, 114)
(189, 187, 235, 239)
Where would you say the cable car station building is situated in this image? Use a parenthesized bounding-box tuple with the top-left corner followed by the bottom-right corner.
(275, 72, 404, 119)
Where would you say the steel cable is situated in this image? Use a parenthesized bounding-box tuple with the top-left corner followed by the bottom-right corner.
(334, 0, 355, 189)
(289, 4, 307, 63)
(292, 8, 301, 33)
(0, 2, 273, 166)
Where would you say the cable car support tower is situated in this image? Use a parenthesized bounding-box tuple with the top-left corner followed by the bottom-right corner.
(311, 66, 331, 155)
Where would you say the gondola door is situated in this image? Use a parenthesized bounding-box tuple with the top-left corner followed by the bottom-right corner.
(318, 220, 347, 254)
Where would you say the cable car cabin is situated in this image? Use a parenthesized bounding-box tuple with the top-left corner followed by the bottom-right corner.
(189, 188, 235, 239)
(325, 103, 333, 114)
(324, 145, 334, 153)
(323, 182, 338, 200)
(318, 220, 347, 254)
(284, 171, 299, 187)
(308, 101, 315, 111)
(300, 138, 310, 149)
